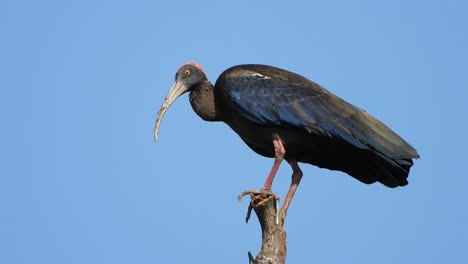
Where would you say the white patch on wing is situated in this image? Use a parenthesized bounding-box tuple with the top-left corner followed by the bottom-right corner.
(252, 73, 270, 79)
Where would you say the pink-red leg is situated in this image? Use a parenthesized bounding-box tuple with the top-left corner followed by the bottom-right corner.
(261, 135, 286, 191)
(281, 160, 303, 216)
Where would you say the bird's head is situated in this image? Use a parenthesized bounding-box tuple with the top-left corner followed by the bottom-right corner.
(154, 62, 207, 141)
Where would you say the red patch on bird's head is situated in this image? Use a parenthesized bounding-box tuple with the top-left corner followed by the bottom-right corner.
(180, 62, 206, 76)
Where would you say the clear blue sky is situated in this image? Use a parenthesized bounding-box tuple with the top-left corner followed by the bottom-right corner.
(2, 0, 467, 263)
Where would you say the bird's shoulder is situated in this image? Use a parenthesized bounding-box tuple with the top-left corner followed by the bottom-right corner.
(214, 64, 352, 116)
(215, 64, 322, 92)
(213, 64, 356, 127)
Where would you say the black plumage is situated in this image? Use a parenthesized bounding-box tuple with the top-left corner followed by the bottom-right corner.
(154, 62, 419, 215)
(216, 64, 417, 186)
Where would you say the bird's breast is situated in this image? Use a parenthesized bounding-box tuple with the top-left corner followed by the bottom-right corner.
(224, 114, 323, 160)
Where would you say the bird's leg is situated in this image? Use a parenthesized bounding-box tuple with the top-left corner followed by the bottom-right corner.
(262, 134, 286, 191)
(281, 160, 303, 217)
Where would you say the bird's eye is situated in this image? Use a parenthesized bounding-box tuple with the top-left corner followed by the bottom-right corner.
(184, 69, 191, 76)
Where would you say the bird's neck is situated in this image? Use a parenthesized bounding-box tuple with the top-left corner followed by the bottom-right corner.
(189, 81, 221, 122)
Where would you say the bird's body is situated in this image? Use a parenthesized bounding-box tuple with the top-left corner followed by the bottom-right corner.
(154, 62, 419, 215)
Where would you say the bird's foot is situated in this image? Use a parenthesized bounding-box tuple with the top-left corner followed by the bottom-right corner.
(237, 189, 277, 203)
(280, 207, 287, 220)
(238, 190, 280, 223)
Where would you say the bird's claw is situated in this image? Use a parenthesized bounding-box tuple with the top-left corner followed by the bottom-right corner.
(280, 207, 287, 220)
(237, 189, 276, 200)
(238, 189, 279, 204)
(238, 190, 280, 223)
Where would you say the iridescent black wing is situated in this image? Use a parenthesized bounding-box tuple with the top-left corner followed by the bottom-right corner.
(218, 64, 419, 162)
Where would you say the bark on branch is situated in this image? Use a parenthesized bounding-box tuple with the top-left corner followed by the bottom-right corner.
(238, 190, 287, 264)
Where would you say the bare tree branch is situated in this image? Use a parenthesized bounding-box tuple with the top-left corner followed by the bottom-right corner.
(238, 190, 287, 264)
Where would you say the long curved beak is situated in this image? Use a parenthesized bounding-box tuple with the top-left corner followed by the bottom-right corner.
(154, 80, 188, 141)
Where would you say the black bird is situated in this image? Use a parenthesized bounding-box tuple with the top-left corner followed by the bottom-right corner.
(154, 62, 419, 215)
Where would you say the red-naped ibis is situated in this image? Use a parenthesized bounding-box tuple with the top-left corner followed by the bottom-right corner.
(154, 62, 419, 215)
